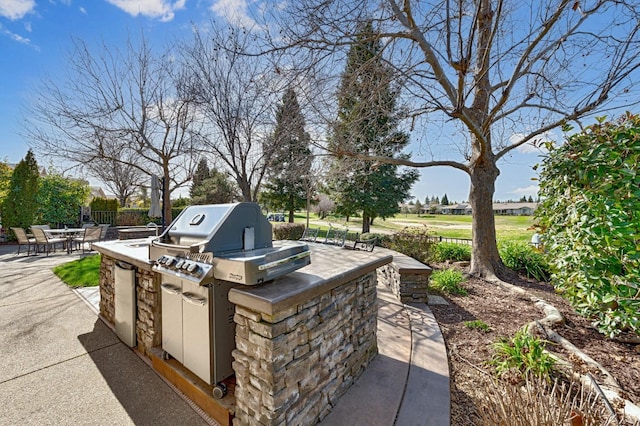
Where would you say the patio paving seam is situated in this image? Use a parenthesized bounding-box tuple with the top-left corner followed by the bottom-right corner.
(0, 341, 122, 386)
(0, 293, 76, 308)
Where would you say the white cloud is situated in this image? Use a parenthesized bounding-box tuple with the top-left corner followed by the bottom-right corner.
(510, 184, 539, 197)
(0, 23, 38, 49)
(211, 0, 259, 28)
(105, 0, 186, 22)
(79, 6, 87, 14)
(0, 0, 36, 20)
(509, 130, 559, 154)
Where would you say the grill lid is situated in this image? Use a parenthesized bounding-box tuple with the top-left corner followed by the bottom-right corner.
(157, 203, 272, 255)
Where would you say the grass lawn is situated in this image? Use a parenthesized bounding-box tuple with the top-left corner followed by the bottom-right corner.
(294, 212, 535, 243)
(53, 254, 101, 288)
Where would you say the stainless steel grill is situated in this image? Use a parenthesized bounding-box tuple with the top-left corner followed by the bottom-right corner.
(149, 202, 311, 397)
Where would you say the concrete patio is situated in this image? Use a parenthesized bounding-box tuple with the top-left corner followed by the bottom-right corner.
(0, 243, 449, 425)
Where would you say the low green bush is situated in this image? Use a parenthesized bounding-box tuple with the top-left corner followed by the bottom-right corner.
(499, 241, 550, 282)
(490, 327, 556, 380)
(431, 242, 471, 262)
(359, 232, 390, 246)
(430, 269, 467, 295)
(384, 226, 433, 263)
(273, 223, 305, 240)
(464, 320, 491, 332)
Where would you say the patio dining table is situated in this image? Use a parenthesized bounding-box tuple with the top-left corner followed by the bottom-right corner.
(46, 228, 86, 254)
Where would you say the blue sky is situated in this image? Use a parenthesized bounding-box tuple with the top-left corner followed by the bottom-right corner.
(0, 0, 545, 203)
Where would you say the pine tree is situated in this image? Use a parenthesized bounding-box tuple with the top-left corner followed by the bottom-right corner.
(441, 194, 449, 205)
(2, 150, 40, 234)
(190, 158, 211, 198)
(262, 88, 312, 222)
(327, 21, 418, 233)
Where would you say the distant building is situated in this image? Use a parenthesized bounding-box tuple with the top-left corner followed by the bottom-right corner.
(429, 202, 538, 216)
(90, 186, 107, 199)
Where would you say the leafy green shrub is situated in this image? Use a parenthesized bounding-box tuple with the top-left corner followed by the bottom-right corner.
(430, 269, 467, 295)
(464, 320, 490, 332)
(431, 242, 471, 262)
(273, 223, 305, 240)
(90, 197, 118, 211)
(499, 241, 550, 282)
(359, 232, 390, 246)
(490, 327, 556, 380)
(384, 226, 433, 263)
(536, 113, 640, 337)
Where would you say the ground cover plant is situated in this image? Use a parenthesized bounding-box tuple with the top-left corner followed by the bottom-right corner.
(431, 242, 471, 262)
(498, 241, 550, 282)
(430, 269, 467, 296)
(52, 254, 101, 288)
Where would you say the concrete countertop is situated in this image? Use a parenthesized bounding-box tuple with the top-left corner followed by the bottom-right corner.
(92, 237, 156, 271)
(228, 243, 393, 316)
(93, 238, 393, 316)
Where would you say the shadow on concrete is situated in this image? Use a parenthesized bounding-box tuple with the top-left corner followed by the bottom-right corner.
(78, 319, 209, 426)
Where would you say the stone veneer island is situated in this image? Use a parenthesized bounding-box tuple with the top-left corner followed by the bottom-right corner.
(93, 239, 427, 425)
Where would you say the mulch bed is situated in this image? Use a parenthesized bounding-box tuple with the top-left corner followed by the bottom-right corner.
(428, 264, 640, 425)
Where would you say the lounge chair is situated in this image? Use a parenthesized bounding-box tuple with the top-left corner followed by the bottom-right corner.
(31, 227, 66, 255)
(10, 227, 36, 255)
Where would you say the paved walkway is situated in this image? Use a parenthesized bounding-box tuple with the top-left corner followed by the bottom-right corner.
(0, 245, 210, 426)
(0, 243, 449, 425)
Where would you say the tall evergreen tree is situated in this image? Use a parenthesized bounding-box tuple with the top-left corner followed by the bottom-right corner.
(2, 150, 40, 234)
(262, 88, 312, 222)
(441, 194, 449, 205)
(190, 158, 211, 199)
(327, 22, 418, 233)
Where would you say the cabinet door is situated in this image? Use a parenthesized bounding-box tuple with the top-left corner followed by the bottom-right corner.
(182, 281, 211, 384)
(160, 276, 183, 363)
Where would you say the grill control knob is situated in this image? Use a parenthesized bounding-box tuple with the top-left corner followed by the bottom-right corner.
(187, 263, 198, 273)
(164, 257, 175, 267)
(181, 261, 191, 270)
(175, 260, 185, 269)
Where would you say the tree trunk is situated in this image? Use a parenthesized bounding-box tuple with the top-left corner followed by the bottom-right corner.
(362, 214, 370, 233)
(468, 160, 503, 279)
(288, 194, 295, 223)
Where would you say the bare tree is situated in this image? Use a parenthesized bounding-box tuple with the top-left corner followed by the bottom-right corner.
(267, 0, 640, 279)
(181, 24, 283, 202)
(83, 136, 143, 206)
(25, 35, 202, 223)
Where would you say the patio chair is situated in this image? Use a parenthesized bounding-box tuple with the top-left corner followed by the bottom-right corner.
(72, 226, 102, 253)
(324, 227, 347, 247)
(31, 224, 52, 238)
(352, 236, 378, 252)
(300, 227, 319, 242)
(31, 227, 66, 256)
(98, 224, 110, 241)
(10, 227, 36, 255)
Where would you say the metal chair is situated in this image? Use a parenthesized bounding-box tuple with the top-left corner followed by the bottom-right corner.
(300, 227, 319, 242)
(31, 227, 66, 255)
(324, 227, 347, 247)
(10, 227, 36, 255)
(73, 226, 102, 253)
(98, 224, 110, 241)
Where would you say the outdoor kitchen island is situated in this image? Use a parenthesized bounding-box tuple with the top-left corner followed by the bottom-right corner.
(93, 237, 393, 426)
